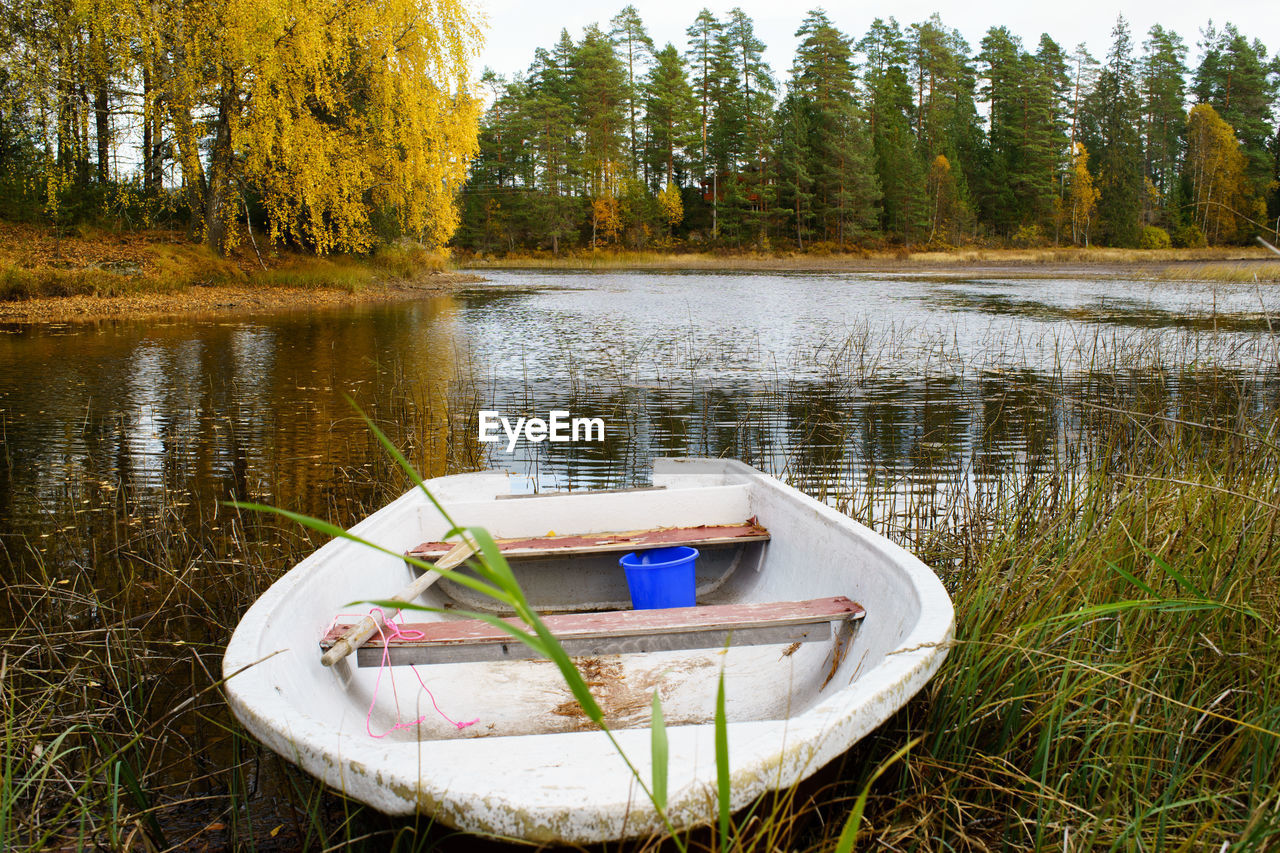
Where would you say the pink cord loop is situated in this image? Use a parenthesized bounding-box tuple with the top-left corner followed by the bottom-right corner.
(359, 608, 480, 738)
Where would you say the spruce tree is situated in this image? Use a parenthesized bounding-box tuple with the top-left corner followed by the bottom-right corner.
(1141, 26, 1188, 227)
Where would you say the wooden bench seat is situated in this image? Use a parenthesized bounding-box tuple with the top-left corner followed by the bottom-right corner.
(405, 519, 770, 562)
(321, 597, 864, 667)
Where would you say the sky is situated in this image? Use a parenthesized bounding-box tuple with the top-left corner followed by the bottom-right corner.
(470, 0, 1280, 85)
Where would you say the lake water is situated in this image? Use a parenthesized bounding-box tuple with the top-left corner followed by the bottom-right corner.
(3, 269, 1279, 541)
(2, 268, 1278, 840)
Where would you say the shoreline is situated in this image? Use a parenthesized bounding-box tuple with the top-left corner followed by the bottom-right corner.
(461, 247, 1279, 280)
(0, 271, 483, 324)
(4, 246, 1276, 324)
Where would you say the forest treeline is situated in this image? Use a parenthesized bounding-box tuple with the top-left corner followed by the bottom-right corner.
(456, 7, 1280, 253)
(0, 0, 479, 254)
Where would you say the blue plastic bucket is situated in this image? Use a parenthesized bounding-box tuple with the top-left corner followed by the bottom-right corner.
(619, 546, 699, 609)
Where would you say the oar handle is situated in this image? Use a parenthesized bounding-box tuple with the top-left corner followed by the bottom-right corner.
(320, 540, 476, 667)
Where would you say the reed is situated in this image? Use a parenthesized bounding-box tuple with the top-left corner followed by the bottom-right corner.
(799, 373, 1280, 851)
(459, 246, 1269, 273)
(1152, 260, 1280, 282)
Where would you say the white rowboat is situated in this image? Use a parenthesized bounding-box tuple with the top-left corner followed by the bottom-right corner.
(223, 458, 954, 843)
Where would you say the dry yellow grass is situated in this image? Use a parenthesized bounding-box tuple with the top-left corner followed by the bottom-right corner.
(462, 245, 1273, 273)
(1150, 260, 1280, 282)
(0, 222, 462, 307)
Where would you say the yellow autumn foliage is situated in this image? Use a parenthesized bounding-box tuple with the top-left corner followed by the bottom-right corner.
(1186, 104, 1257, 244)
(658, 182, 684, 229)
(1068, 144, 1099, 247)
(144, 0, 481, 254)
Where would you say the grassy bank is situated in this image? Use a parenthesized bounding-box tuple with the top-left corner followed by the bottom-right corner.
(460, 246, 1280, 281)
(820, 380, 1280, 849)
(3, 355, 1279, 849)
(0, 221, 458, 303)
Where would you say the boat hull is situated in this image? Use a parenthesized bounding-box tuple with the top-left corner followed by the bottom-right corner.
(223, 459, 954, 842)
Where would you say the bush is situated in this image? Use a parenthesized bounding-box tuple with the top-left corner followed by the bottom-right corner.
(370, 242, 448, 278)
(1011, 224, 1047, 247)
(1139, 226, 1172, 250)
(1172, 223, 1207, 249)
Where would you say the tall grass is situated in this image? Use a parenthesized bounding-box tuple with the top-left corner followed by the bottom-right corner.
(0, 373, 488, 851)
(806, 373, 1280, 850)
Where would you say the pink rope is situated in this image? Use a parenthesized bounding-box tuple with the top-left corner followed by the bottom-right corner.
(361, 608, 480, 738)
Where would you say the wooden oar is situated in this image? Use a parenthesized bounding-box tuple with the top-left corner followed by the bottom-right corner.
(320, 540, 476, 667)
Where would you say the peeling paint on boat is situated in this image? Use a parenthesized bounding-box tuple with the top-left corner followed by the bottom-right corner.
(222, 460, 954, 843)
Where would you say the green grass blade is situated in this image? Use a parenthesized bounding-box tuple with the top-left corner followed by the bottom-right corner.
(358, 600, 548, 659)
(114, 754, 167, 850)
(651, 691, 668, 812)
(1144, 547, 1209, 599)
(1104, 560, 1158, 595)
(715, 666, 730, 850)
(231, 501, 512, 604)
(834, 736, 922, 853)
(526, 614, 607, 725)
(462, 525, 521, 590)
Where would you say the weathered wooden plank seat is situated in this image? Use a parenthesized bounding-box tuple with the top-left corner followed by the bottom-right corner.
(405, 520, 771, 562)
(321, 597, 865, 667)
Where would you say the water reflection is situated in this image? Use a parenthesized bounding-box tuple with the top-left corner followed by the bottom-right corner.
(0, 298, 476, 561)
(3, 273, 1278, 566)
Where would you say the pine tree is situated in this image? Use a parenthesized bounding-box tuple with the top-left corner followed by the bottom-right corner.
(685, 9, 720, 220)
(527, 43, 582, 253)
(908, 16, 981, 239)
(572, 25, 628, 247)
(609, 6, 654, 183)
(860, 18, 928, 243)
(644, 44, 698, 189)
(1079, 17, 1144, 246)
(784, 10, 878, 246)
(1067, 43, 1100, 154)
(712, 8, 774, 246)
(1027, 37, 1071, 234)
(976, 26, 1022, 233)
(775, 92, 816, 248)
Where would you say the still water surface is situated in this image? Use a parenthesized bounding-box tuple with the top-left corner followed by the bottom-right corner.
(3, 269, 1279, 540)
